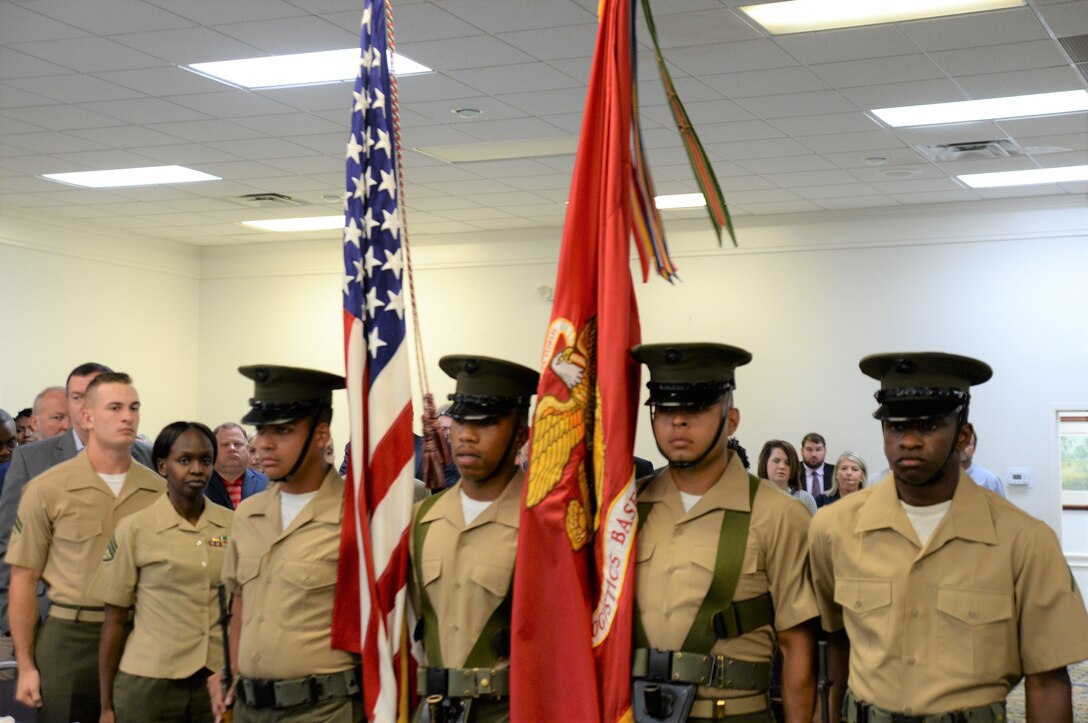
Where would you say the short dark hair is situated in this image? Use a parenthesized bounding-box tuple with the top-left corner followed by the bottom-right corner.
(15, 408, 32, 421)
(152, 421, 217, 471)
(213, 422, 247, 439)
(801, 432, 826, 448)
(66, 363, 113, 392)
(758, 440, 803, 492)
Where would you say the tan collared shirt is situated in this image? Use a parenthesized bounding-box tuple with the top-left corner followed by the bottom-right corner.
(5, 452, 164, 606)
(410, 472, 522, 669)
(809, 471, 1088, 715)
(637, 456, 819, 700)
(93, 494, 232, 678)
(222, 468, 358, 679)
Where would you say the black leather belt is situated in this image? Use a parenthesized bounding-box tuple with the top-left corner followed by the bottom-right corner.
(237, 667, 361, 709)
(419, 666, 509, 698)
(844, 689, 1006, 723)
(632, 648, 772, 691)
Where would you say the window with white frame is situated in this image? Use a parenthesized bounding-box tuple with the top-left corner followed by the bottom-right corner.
(1060, 411, 1088, 508)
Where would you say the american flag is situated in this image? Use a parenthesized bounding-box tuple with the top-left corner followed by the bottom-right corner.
(332, 0, 416, 720)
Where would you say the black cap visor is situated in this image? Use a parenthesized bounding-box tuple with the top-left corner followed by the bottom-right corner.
(242, 399, 322, 426)
(873, 388, 968, 421)
(446, 394, 524, 421)
(646, 381, 730, 408)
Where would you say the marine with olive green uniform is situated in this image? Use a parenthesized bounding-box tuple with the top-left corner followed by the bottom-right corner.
(631, 343, 818, 723)
(808, 352, 1088, 722)
(5, 451, 164, 723)
(93, 492, 233, 720)
(411, 355, 538, 723)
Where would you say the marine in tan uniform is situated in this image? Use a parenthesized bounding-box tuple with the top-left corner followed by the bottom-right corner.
(95, 421, 232, 722)
(630, 344, 818, 723)
(808, 352, 1088, 722)
(216, 365, 362, 723)
(410, 355, 538, 723)
(5, 371, 165, 723)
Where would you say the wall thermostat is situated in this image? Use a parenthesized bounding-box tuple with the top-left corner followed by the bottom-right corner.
(1005, 467, 1033, 488)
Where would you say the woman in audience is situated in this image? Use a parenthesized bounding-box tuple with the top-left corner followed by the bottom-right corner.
(94, 422, 232, 723)
(758, 439, 817, 515)
(815, 450, 868, 508)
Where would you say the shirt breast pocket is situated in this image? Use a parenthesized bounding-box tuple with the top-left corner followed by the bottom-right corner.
(834, 577, 892, 649)
(234, 555, 262, 590)
(53, 519, 102, 556)
(470, 563, 510, 606)
(936, 587, 1014, 679)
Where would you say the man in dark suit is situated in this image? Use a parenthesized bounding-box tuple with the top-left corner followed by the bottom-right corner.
(0, 363, 153, 635)
(204, 422, 268, 509)
(800, 432, 836, 496)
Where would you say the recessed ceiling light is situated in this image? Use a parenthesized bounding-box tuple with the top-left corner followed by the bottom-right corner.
(186, 49, 431, 90)
(452, 108, 482, 119)
(739, 0, 1024, 34)
(41, 165, 220, 188)
(655, 193, 706, 210)
(873, 90, 1088, 127)
(958, 165, 1088, 188)
(241, 215, 343, 232)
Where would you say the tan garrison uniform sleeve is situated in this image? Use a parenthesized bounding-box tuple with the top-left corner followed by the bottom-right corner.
(807, 507, 843, 633)
(1014, 517, 1088, 674)
(5, 480, 52, 571)
(221, 515, 241, 596)
(762, 488, 819, 632)
(92, 517, 138, 608)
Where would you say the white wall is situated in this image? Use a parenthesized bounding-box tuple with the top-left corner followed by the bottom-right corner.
(0, 209, 201, 439)
(4, 198, 1087, 585)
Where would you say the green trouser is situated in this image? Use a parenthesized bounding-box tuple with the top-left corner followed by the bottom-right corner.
(113, 668, 214, 723)
(233, 695, 365, 723)
(35, 617, 101, 723)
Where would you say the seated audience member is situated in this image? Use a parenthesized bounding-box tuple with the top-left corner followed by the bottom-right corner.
(960, 425, 1006, 498)
(246, 433, 261, 472)
(204, 422, 267, 510)
(14, 409, 34, 445)
(800, 432, 835, 496)
(758, 439, 818, 515)
(95, 421, 231, 723)
(815, 451, 868, 507)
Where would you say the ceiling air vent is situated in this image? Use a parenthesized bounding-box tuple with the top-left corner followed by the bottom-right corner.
(915, 139, 1023, 163)
(231, 192, 304, 208)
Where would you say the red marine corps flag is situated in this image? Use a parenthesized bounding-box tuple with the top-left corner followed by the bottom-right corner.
(511, 0, 734, 720)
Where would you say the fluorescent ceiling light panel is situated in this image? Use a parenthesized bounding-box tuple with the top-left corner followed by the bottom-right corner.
(739, 0, 1024, 34)
(413, 136, 579, 163)
(42, 165, 219, 188)
(241, 216, 344, 232)
(873, 90, 1088, 127)
(187, 49, 431, 89)
(655, 193, 706, 210)
(958, 165, 1088, 188)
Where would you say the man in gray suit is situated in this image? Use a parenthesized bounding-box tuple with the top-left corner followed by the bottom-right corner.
(0, 363, 153, 635)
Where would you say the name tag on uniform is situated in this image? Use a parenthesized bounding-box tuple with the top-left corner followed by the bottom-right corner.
(209, 535, 230, 547)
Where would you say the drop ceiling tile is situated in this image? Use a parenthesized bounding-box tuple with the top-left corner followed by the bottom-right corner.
(112, 26, 265, 65)
(2, 104, 126, 132)
(545, 57, 592, 84)
(80, 97, 210, 125)
(423, 178, 517, 196)
(452, 158, 558, 179)
(0, 116, 46, 134)
(92, 67, 224, 97)
(682, 99, 758, 125)
(871, 177, 963, 193)
(848, 164, 945, 181)
(841, 79, 965, 109)
(408, 96, 528, 125)
(665, 39, 799, 76)
(496, 24, 601, 61)
(927, 40, 1069, 77)
(790, 182, 886, 199)
(0, 48, 70, 80)
(798, 130, 907, 153)
(449, 62, 582, 95)
(140, 119, 252, 144)
(25, 0, 195, 35)
(937, 156, 1039, 175)
(735, 154, 838, 174)
(889, 189, 980, 204)
(434, 0, 591, 34)
(5, 74, 143, 104)
(497, 87, 587, 118)
(387, 3, 485, 44)
(168, 91, 295, 119)
(148, 0, 307, 25)
(401, 164, 482, 183)
(815, 195, 896, 210)
(706, 137, 813, 162)
(700, 67, 830, 98)
(0, 5, 90, 44)
(231, 112, 345, 137)
(764, 169, 861, 188)
(287, 132, 345, 156)
(768, 112, 882, 137)
(890, 121, 1004, 146)
(956, 67, 1086, 98)
(969, 184, 1066, 200)
(2, 131, 111, 154)
(653, 8, 764, 48)
(1019, 131, 1088, 152)
(1037, 1, 1088, 35)
(134, 143, 244, 165)
(773, 26, 917, 64)
(736, 90, 856, 119)
(205, 137, 318, 160)
(257, 83, 357, 112)
(471, 217, 546, 230)
(214, 16, 357, 55)
(406, 35, 535, 71)
(810, 54, 945, 89)
(1035, 149, 1088, 166)
(0, 192, 70, 207)
(694, 120, 786, 144)
(54, 148, 169, 169)
(461, 190, 554, 207)
(16, 37, 166, 74)
(736, 199, 822, 214)
(898, 8, 1050, 51)
(395, 74, 486, 103)
(192, 159, 286, 179)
